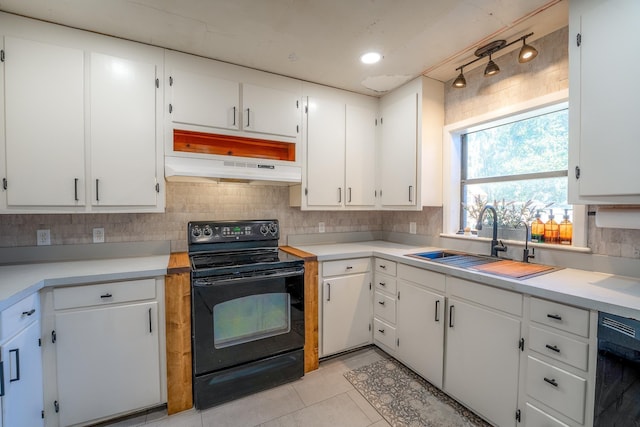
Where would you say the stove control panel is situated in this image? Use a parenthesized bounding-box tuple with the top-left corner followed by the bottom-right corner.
(188, 220, 279, 244)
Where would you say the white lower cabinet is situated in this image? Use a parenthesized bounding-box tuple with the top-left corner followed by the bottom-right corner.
(320, 258, 372, 357)
(42, 278, 165, 426)
(0, 292, 43, 427)
(444, 277, 523, 427)
(396, 265, 445, 388)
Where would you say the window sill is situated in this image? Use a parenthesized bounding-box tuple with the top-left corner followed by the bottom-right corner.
(439, 233, 592, 254)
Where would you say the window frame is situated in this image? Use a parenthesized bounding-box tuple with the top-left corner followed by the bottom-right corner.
(442, 89, 587, 247)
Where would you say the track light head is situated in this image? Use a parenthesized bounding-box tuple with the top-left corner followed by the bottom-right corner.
(484, 55, 500, 76)
(452, 69, 466, 88)
(518, 41, 538, 63)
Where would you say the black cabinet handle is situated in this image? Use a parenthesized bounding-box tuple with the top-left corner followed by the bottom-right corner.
(232, 106, 236, 126)
(338, 187, 342, 203)
(409, 185, 413, 202)
(546, 344, 561, 353)
(379, 264, 387, 270)
(148, 308, 152, 333)
(379, 281, 386, 287)
(95, 179, 100, 202)
(246, 108, 251, 127)
(449, 305, 455, 328)
(345, 266, 353, 270)
(435, 300, 440, 322)
(74, 178, 79, 201)
(378, 300, 385, 306)
(544, 377, 558, 387)
(21, 309, 36, 317)
(547, 313, 562, 321)
(378, 328, 385, 334)
(327, 283, 331, 302)
(51, 330, 56, 344)
(100, 293, 113, 299)
(0, 361, 4, 397)
(9, 348, 19, 382)
(348, 187, 352, 203)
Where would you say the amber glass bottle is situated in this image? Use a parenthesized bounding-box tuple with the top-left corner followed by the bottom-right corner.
(559, 209, 573, 245)
(544, 209, 559, 244)
(531, 210, 545, 243)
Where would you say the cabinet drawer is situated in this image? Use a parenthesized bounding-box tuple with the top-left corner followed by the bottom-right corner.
(53, 279, 156, 310)
(525, 403, 569, 427)
(530, 298, 589, 337)
(447, 276, 522, 316)
(373, 318, 396, 350)
(374, 291, 396, 324)
(0, 293, 39, 341)
(374, 273, 397, 295)
(529, 325, 589, 371)
(323, 258, 371, 277)
(374, 258, 397, 276)
(526, 356, 586, 423)
(397, 264, 445, 293)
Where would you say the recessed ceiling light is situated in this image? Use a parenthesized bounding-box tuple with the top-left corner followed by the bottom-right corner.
(360, 52, 382, 64)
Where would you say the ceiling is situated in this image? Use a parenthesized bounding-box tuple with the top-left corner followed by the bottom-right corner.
(0, 0, 568, 96)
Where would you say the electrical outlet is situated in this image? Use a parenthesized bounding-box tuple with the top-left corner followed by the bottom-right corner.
(409, 222, 417, 234)
(37, 229, 51, 246)
(318, 222, 325, 233)
(93, 228, 105, 243)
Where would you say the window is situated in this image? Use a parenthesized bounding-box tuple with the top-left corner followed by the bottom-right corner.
(459, 106, 570, 233)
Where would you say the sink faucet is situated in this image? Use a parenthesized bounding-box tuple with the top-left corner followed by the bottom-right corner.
(476, 205, 507, 257)
(516, 220, 535, 263)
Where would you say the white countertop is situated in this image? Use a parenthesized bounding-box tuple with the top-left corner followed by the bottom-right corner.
(0, 255, 169, 311)
(294, 240, 640, 320)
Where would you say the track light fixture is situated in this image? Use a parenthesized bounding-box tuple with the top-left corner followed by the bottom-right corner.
(453, 33, 537, 88)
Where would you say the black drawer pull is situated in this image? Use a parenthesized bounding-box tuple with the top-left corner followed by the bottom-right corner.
(379, 282, 386, 287)
(100, 293, 113, 299)
(545, 344, 561, 353)
(544, 377, 558, 387)
(435, 300, 440, 322)
(547, 313, 562, 321)
(21, 309, 36, 317)
(378, 328, 385, 334)
(378, 300, 385, 306)
(9, 349, 19, 382)
(449, 305, 455, 328)
(379, 264, 386, 269)
(345, 265, 353, 270)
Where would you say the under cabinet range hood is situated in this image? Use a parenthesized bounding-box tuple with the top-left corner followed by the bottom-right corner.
(164, 156, 301, 185)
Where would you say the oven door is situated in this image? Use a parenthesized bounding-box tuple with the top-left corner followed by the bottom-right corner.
(192, 266, 304, 376)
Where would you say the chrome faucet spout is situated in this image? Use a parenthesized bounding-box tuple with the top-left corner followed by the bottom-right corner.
(476, 205, 506, 257)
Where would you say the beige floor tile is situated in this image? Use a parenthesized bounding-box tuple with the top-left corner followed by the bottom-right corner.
(291, 364, 355, 406)
(200, 383, 304, 427)
(260, 393, 372, 427)
(368, 419, 392, 427)
(144, 410, 203, 427)
(346, 389, 382, 423)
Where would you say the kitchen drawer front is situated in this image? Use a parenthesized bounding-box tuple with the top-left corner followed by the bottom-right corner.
(447, 276, 523, 316)
(323, 258, 371, 277)
(374, 258, 397, 276)
(525, 403, 570, 427)
(374, 273, 397, 295)
(530, 298, 589, 337)
(0, 292, 40, 341)
(397, 264, 445, 293)
(526, 356, 586, 423)
(53, 279, 156, 310)
(374, 291, 396, 324)
(529, 325, 589, 371)
(373, 318, 396, 349)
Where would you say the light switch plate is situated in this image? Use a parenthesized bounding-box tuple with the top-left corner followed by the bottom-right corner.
(93, 228, 105, 243)
(37, 229, 51, 246)
(409, 222, 417, 234)
(318, 222, 325, 233)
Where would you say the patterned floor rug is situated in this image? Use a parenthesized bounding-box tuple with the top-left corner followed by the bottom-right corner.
(344, 358, 491, 427)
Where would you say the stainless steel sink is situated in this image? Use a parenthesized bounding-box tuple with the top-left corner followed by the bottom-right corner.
(408, 250, 500, 268)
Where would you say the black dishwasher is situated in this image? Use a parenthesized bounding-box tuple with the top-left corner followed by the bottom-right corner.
(594, 312, 640, 426)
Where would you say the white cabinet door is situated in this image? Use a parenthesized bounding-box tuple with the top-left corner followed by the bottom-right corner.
(4, 36, 85, 207)
(305, 96, 345, 207)
(379, 92, 417, 207)
(322, 273, 372, 356)
(90, 52, 159, 207)
(396, 281, 444, 388)
(445, 297, 521, 427)
(54, 301, 161, 426)
(1, 320, 44, 427)
(569, 0, 640, 203)
(170, 68, 240, 130)
(243, 83, 300, 138)
(345, 104, 376, 207)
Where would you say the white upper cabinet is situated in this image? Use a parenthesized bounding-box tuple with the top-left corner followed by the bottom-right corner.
(242, 83, 300, 138)
(0, 12, 165, 213)
(3, 36, 85, 207)
(569, 0, 640, 203)
(170, 69, 240, 131)
(297, 83, 377, 210)
(378, 76, 444, 210)
(90, 53, 159, 207)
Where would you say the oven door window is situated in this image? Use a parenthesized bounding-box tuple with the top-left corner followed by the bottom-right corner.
(213, 293, 290, 348)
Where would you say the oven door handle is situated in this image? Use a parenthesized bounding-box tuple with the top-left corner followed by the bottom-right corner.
(193, 267, 305, 287)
